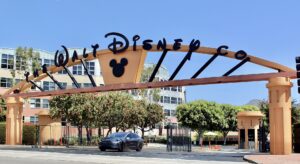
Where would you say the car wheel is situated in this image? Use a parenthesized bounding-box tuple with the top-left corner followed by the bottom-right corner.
(136, 143, 143, 152)
(118, 143, 124, 152)
(100, 148, 106, 151)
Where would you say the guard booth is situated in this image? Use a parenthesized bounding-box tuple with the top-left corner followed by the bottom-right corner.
(237, 111, 264, 150)
(37, 111, 61, 146)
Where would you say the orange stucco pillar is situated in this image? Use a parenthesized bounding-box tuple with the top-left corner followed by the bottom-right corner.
(267, 77, 292, 155)
(5, 97, 23, 145)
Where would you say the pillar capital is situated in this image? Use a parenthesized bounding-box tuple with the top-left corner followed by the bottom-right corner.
(266, 77, 292, 88)
(5, 97, 24, 105)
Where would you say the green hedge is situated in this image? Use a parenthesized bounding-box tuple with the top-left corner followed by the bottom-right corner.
(22, 125, 37, 145)
(0, 123, 5, 144)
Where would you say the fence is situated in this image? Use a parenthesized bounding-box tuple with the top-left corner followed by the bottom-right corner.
(166, 125, 191, 152)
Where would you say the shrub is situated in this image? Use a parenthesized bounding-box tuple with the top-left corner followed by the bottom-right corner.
(154, 136, 167, 144)
(22, 125, 37, 145)
(0, 123, 5, 144)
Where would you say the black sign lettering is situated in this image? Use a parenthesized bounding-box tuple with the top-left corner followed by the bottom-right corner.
(54, 45, 69, 67)
(157, 38, 167, 50)
(216, 45, 228, 56)
(173, 39, 182, 50)
(235, 50, 247, 60)
(132, 35, 140, 51)
(24, 72, 30, 82)
(82, 48, 88, 58)
(189, 39, 200, 52)
(33, 69, 39, 77)
(142, 39, 153, 50)
(105, 32, 129, 54)
(72, 50, 79, 62)
(91, 44, 99, 57)
(42, 64, 48, 73)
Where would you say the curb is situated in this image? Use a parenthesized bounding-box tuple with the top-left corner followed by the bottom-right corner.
(243, 156, 258, 164)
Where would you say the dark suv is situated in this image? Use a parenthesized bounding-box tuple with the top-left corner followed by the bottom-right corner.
(99, 132, 144, 152)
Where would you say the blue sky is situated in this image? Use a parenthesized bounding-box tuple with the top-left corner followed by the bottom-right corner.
(0, 0, 299, 105)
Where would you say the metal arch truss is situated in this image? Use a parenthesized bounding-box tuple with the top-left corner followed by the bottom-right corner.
(2, 45, 296, 98)
(3, 72, 295, 99)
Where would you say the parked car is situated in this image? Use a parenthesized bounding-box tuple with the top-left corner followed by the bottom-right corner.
(99, 132, 144, 152)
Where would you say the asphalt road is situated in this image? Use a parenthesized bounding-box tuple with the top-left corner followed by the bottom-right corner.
(0, 145, 250, 164)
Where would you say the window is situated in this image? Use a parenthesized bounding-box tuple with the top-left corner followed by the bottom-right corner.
(160, 96, 164, 103)
(171, 87, 177, 91)
(73, 65, 83, 75)
(171, 97, 177, 104)
(30, 116, 39, 124)
(16, 55, 26, 70)
(83, 83, 93, 88)
(31, 81, 41, 90)
(72, 83, 82, 88)
(0, 78, 12, 88)
(164, 87, 170, 91)
(42, 99, 49, 108)
(43, 59, 54, 67)
(170, 110, 176, 116)
(132, 133, 140, 139)
(1, 54, 14, 69)
(58, 82, 67, 89)
(178, 86, 182, 92)
(131, 90, 138, 96)
(15, 79, 22, 84)
(30, 98, 41, 108)
(84, 62, 95, 75)
(163, 96, 170, 104)
(43, 81, 55, 91)
(164, 109, 171, 116)
(178, 98, 183, 104)
(127, 133, 135, 139)
(58, 69, 67, 74)
(38, 58, 43, 66)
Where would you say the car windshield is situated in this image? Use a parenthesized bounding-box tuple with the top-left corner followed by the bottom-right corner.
(108, 132, 128, 139)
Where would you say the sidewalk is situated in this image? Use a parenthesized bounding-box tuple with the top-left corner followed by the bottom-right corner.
(244, 154, 300, 164)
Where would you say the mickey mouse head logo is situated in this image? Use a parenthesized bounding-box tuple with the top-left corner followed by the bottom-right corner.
(109, 58, 128, 77)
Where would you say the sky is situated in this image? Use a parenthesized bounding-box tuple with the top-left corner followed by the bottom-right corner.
(0, 0, 299, 105)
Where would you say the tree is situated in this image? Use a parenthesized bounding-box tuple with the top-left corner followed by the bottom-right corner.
(98, 92, 136, 136)
(258, 100, 270, 134)
(0, 98, 6, 122)
(49, 94, 96, 145)
(176, 100, 225, 146)
(292, 100, 300, 125)
(239, 105, 259, 112)
(136, 100, 164, 138)
(67, 94, 96, 144)
(10, 47, 41, 84)
(92, 95, 105, 137)
(115, 93, 136, 132)
(219, 104, 241, 145)
(121, 99, 145, 132)
(49, 95, 73, 122)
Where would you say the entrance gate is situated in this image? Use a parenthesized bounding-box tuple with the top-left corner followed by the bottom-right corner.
(1, 33, 296, 155)
(166, 125, 191, 152)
